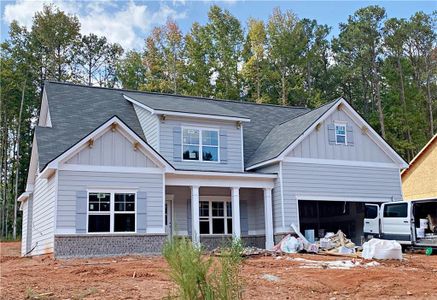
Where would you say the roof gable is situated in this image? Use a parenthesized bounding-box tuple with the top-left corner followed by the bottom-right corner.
(401, 134, 437, 178)
(247, 98, 408, 170)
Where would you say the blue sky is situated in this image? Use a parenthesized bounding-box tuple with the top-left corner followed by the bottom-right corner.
(1, 1, 435, 50)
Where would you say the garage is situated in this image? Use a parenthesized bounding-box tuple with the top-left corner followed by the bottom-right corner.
(298, 200, 375, 245)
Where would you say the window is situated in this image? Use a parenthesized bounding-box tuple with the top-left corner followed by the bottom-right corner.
(199, 201, 232, 235)
(182, 128, 219, 162)
(365, 205, 378, 219)
(88, 192, 136, 233)
(383, 203, 407, 218)
(335, 123, 347, 145)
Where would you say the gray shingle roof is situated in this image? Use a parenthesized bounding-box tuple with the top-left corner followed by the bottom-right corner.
(246, 99, 340, 167)
(37, 81, 337, 171)
(37, 82, 145, 169)
(124, 92, 249, 120)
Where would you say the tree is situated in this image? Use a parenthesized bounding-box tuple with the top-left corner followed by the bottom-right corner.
(116, 50, 147, 90)
(73, 34, 109, 85)
(184, 22, 213, 97)
(267, 8, 306, 106)
(206, 5, 244, 100)
(30, 4, 80, 85)
(241, 19, 270, 103)
(334, 6, 387, 138)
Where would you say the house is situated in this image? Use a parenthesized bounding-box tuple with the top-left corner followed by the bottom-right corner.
(18, 82, 408, 258)
(401, 134, 437, 201)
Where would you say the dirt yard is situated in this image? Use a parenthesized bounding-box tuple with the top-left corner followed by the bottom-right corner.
(1, 242, 437, 299)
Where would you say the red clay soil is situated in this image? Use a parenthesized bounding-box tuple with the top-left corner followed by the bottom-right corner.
(1, 241, 437, 299)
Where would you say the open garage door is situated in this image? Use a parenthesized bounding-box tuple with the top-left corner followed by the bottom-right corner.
(298, 200, 373, 245)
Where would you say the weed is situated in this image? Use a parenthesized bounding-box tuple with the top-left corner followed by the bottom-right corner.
(162, 237, 244, 300)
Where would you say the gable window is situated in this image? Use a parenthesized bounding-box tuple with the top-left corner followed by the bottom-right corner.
(335, 123, 347, 145)
(182, 128, 219, 162)
(199, 200, 232, 235)
(88, 192, 136, 233)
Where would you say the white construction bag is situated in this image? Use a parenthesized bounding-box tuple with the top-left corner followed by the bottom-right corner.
(362, 238, 402, 260)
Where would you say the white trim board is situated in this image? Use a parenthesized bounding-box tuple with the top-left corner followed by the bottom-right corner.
(247, 98, 408, 170)
(124, 95, 251, 123)
(59, 164, 165, 174)
(283, 157, 400, 168)
(297, 195, 391, 203)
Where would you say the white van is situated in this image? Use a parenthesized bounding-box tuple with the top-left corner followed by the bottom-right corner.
(364, 199, 437, 249)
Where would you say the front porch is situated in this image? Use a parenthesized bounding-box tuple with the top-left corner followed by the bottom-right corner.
(165, 171, 276, 249)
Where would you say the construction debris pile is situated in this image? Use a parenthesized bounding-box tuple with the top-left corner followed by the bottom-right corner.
(272, 224, 359, 257)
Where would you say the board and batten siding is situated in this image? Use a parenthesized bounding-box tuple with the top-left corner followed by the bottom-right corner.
(281, 162, 403, 229)
(56, 170, 164, 233)
(159, 116, 243, 172)
(65, 127, 158, 168)
(256, 164, 283, 231)
(133, 104, 160, 150)
(289, 109, 393, 163)
(30, 174, 56, 255)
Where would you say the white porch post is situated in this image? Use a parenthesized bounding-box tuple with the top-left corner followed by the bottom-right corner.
(231, 187, 241, 239)
(264, 188, 274, 249)
(191, 185, 200, 246)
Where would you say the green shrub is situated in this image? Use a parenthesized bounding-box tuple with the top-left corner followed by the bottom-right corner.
(162, 237, 244, 300)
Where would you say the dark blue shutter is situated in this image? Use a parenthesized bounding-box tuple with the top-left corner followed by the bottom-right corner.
(220, 130, 227, 163)
(76, 191, 87, 233)
(346, 125, 354, 146)
(187, 199, 192, 235)
(137, 192, 147, 233)
(173, 127, 182, 162)
(327, 124, 335, 145)
(240, 200, 248, 236)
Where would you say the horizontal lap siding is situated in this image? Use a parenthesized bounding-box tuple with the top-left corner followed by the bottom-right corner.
(134, 105, 160, 150)
(160, 117, 243, 172)
(241, 189, 265, 233)
(282, 162, 403, 227)
(257, 164, 282, 230)
(57, 170, 164, 231)
(31, 175, 56, 255)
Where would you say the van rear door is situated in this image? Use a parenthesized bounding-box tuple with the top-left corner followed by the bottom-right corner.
(364, 204, 380, 238)
(381, 202, 411, 243)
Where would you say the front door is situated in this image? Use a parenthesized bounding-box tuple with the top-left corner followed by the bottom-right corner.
(165, 200, 173, 237)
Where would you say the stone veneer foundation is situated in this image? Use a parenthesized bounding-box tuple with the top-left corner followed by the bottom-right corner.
(199, 235, 266, 250)
(54, 234, 167, 258)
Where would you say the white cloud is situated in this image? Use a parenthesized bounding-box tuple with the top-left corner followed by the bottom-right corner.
(2, 0, 186, 50)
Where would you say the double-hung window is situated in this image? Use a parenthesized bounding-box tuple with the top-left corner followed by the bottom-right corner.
(88, 192, 136, 233)
(335, 123, 347, 145)
(182, 128, 219, 162)
(199, 200, 232, 235)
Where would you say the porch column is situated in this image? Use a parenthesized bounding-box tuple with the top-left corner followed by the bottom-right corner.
(231, 187, 241, 239)
(191, 186, 200, 246)
(264, 188, 274, 249)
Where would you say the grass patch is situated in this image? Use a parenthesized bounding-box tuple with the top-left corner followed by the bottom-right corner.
(163, 237, 244, 300)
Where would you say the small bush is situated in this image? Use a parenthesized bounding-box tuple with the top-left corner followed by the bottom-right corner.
(162, 237, 244, 300)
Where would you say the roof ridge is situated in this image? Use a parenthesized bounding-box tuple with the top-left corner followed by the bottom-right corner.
(46, 80, 309, 110)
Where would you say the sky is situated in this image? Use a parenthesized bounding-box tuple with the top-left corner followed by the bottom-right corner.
(1, 0, 436, 50)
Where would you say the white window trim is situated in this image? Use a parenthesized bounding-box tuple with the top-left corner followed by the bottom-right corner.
(199, 199, 232, 236)
(334, 122, 347, 145)
(86, 190, 137, 234)
(181, 126, 220, 163)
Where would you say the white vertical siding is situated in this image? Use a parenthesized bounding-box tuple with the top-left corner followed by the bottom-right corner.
(133, 104, 160, 150)
(289, 109, 393, 163)
(65, 128, 158, 168)
(160, 116, 243, 172)
(31, 174, 56, 256)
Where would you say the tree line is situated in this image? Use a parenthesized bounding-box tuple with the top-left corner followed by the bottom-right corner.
(0, 4, 435, 238)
